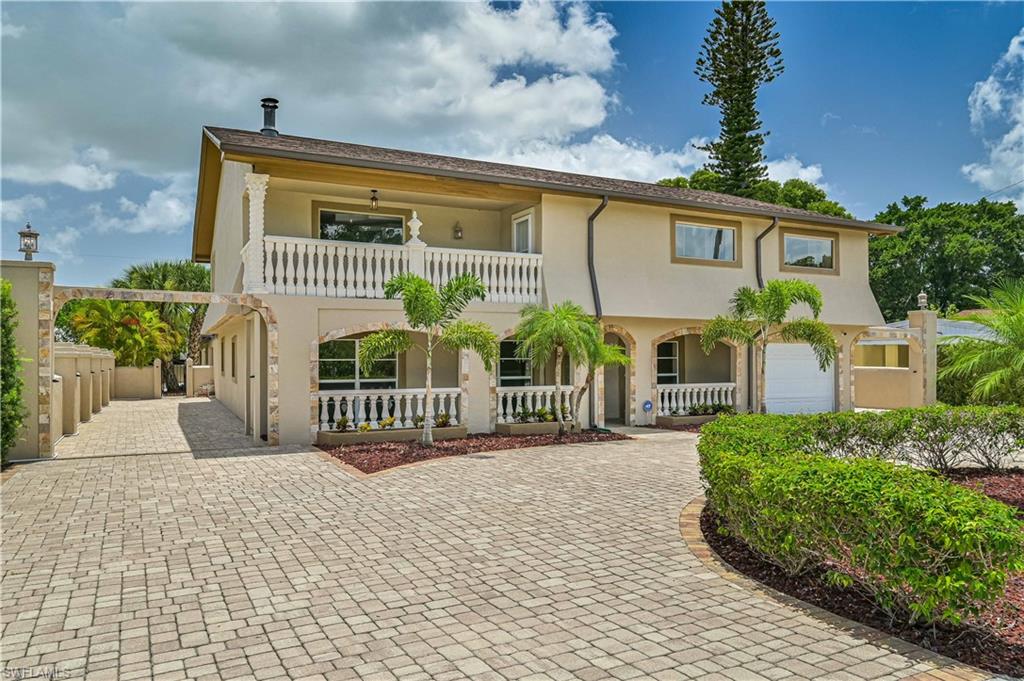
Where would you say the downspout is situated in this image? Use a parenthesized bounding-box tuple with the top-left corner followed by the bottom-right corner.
(587, 196, 609, 428)
(750, 217, 779, 412)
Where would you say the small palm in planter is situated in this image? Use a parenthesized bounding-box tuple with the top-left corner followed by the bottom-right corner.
(701, 279, 838, 414)
(358, 273, 499, 446)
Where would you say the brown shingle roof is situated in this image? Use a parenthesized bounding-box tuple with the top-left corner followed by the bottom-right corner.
(204, 126, 900, 234)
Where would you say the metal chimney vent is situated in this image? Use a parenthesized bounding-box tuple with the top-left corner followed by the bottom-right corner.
(260, 98, 279, 137)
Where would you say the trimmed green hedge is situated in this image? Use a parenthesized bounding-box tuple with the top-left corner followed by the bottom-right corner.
(699, 410, 1024, 625)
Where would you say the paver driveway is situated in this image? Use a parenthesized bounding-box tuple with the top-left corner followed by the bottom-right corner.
(54, 398, 261, 458)
(2, 430, 976, 680)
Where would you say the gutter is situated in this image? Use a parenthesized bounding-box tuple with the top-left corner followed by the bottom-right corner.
(751, 217, 780, 412)
(587, 196, 609, 318)
(587, 196, 609, 429)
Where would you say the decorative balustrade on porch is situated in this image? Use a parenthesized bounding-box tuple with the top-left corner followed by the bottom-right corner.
(496, 385, 575, 424)
(655, 382, 736, 416)
(316, 387, 461, 431)
(242, 206, 542, 303)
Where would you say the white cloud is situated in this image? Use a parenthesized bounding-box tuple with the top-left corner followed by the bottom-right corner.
(483, 135, 710, 181)
(962, 27, 1024, 208)
(820, 112, 841, 127)
(0, 194, 46, 223)
(4, 147, 117, 191)
(90, 176, 193, 235)
(1, 12, 25, 38)
(45, 227, 83, 264)
(766, 155, 826, 186)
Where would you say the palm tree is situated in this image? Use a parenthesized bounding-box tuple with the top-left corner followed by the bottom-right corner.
(570, 335, 632, 430)
(112, 261, 210, 389)
(939, 277, 1024, 403)
(71, 300, 180, 368)
(357, 273, 499, 446)
(701, 279, 838, 414)
(514, 302, 599, 435)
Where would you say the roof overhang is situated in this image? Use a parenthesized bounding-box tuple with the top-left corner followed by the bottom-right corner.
(191, 127, 901, 260)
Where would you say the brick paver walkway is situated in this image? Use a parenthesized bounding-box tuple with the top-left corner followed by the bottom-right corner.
(54, 398, 261, 458)
(2, 429, 977, 680)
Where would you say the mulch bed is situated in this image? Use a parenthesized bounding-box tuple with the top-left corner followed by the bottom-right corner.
(948, 468, 1024, 513)
(640, 424, 703, 433)
(320, 431, 629, 474)
(701, 505, 1024, 676)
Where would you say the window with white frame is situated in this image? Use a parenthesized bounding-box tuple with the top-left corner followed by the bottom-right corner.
(498, 339, 532, 387)
(512, 210, 533, 254)
(656, 341, 679, 384)
(319, 339, 398, 390)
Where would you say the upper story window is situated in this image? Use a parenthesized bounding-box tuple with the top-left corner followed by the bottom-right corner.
(313, 201, 407, 245)
(670, 215, 741, 267)
(319, 339, 398, 391)
(781, 228, 838, 273)
(511, 209, 534, 254)
(498, 339, 532, 387)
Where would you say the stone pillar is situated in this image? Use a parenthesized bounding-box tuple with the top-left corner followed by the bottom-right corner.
(406, 211, 426, 276)
(90, 350, 102, 414)
(64, 374, 80, 436)
(907, 310, 938, 405)
(152, 359, 163, 399)
(244, 173, 270, 294)
(185, 358, 195, 398)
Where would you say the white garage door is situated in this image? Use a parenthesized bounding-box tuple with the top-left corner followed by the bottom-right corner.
(765, 343, 835, 414)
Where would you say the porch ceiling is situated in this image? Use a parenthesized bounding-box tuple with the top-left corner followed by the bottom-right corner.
(268, 176, 522, 211)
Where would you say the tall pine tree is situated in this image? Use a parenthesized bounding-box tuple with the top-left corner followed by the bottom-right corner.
(695, 1, 783, 198)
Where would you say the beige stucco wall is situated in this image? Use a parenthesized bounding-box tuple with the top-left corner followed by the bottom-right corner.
(113, 365, 161, 400)
(1, 261, 49, 460)
(540, 194, 884, 326)
(202, 160, 251, 333)
(854, 344, 909, 368)
(192, 365, 215, 393)
(213, 316, 249, 420)
(854, 367, 917, 409)
(50, 375, 63, 448)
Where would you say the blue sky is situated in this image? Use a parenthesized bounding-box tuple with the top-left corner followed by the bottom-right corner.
(1, 1, 1021, 286)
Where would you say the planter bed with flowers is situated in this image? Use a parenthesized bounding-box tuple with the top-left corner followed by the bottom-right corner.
(654, 403, 736, 428)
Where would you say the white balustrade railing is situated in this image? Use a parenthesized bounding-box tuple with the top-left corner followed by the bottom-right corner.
(265, 236, 409, 298)
(656, 382, 736, 416)
(316, 387, 461, 431)
(424, 247, 543, 304)
(496, 385, 575, 424)
(250, 235, 543, 302)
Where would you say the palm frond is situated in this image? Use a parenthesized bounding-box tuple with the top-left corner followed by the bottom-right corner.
(439, 320, 499, 371)
(778, 318, 838, 370)
(438, 274, 488, 323)
(383, 273, 443, 329)
(731, 286, 761, 319)
(357, 330, 414, 374)
(513, 301, 598, 366)
(701, 316, 756, 354)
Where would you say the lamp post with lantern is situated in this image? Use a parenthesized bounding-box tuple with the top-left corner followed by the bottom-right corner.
(17, 223, 39, 261)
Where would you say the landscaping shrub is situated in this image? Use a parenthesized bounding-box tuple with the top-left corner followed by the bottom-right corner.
(1, 279, 26, 467)
(699, 413, 1024, 626)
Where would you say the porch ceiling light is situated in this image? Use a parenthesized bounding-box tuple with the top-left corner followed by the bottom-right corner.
(18, 222, 39, 261)
(370, 189, 379, 211)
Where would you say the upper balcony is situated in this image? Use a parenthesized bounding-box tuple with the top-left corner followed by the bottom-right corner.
(239, 173, 543, 304)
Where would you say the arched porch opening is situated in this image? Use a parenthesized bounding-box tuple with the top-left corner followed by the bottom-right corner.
(596, 324, 637, 427)
(311, 323, 468, 438)
(649, 326, 743, 419)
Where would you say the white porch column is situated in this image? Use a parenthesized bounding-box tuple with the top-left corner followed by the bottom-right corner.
(244, 172, 270, 293)
(406, 211, 426, 277)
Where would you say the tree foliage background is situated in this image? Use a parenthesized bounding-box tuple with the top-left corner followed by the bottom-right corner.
(694, 0, 783, 197)
(869, 197, 1024, 321)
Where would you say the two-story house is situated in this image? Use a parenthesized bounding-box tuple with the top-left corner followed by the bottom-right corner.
(192, 100, 902, 446)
